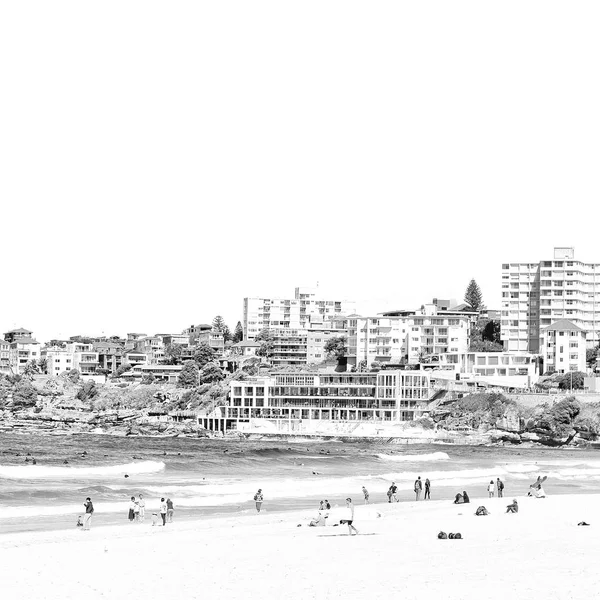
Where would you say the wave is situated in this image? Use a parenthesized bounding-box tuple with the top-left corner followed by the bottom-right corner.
(376, 452, 450, 462)
(0, 461, 165, 480)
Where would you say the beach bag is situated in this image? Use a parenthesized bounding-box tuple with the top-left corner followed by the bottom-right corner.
(438, 531, 448, 539)
(475, 506, 489, 516)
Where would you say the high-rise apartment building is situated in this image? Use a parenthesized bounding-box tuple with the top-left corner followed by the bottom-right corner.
(501, 247, 600, 353)
(243, 287, 355, 340)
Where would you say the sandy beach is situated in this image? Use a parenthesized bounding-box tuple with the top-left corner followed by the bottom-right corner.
(2, 493, 600, 600)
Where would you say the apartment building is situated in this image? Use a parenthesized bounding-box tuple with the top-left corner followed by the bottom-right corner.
(65, 342, 99, 376)
(501, 247, 600, 352)
(93, 341, 124, 372)
(135, 335, 165, 364)
(42, 345, 74, 375)
(347, 312, 470, 367)
(184, 324, 225, 354)
(425, 351, 540, 388)
(243, 286, 355, 340)
(4, 328, 41, 375)
(0, 340, 11, 375)
(540, 319, 586, 374)
(226, 370, 433, 428)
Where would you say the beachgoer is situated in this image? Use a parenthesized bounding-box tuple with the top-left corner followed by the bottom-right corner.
(462, 491, 470, 504)
(389, 483, 398, 503)
(497, 478, 504, 498)
(487, 480, 495, 498)
(506, 499, 518, 514)
(254, 489, 263, 513)
(138, 494, 146, 522)
(454, 493, 464, 504)
(325, 500, 331, 510)
(341, 498, 359, 535)
(362, 486, 369, 504)
(151, 512, 158, 526)
(159, 498, 167, 525)
(166, 498, 174, 523)
(319, 500, 325, 511)
(83, 497, 94, 530)
(128, 496, 136, 522)
(133, 498, 140, 522)
(414, 476, 423, 501)
(424, 478, 431, 500)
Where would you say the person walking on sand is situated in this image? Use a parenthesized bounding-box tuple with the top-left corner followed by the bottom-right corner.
(414, 476, 423, 501)
(138, 494, 146, 522)
(83, 497, 94, 530)
(166, 498, 174, 523)
(388, 482, 398, 503)
(159, 497, 167, 525)
(341, 498, 359, 535)
(128, 496, 137, 522)
(362, 486, 369, 504)
(424, 478, 431, 500)
(497, 478, 504, 498)
(488, 480, 495, 498)
(254, 489, 263, 513)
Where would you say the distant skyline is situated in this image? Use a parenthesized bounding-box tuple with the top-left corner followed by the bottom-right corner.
(2, 2, 599, 343)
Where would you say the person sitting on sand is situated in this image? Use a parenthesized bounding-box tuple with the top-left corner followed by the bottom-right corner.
(462, 491, 470, 504)
(454, 493, 464, 504)
(325, 500, 331, 510)
(506, 499, 518, 514)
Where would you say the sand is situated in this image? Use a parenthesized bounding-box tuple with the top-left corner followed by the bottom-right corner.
(2, 494, 600, 600)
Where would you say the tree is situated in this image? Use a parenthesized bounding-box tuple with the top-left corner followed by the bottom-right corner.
(212, 316, 232, 343)
(464, 279, 485, 312)
(113, 363, 131, 378)
(255, 330, 275, 360)
(76, 380, 98, 402)
(232, 321, 244, 344)
(141, 372, 156, 385)
(11, 380, 38, 408)
(164, 344, 183, 365)
(193, 343, 217, 368)
(200, 362, 225, 384)
(67, 369, 80, 383)
(177, 360, 200, 388)
(586, 347, 599, 369)
(324, 336, 348, 359)
(482, 320, 501, 344)
(558, 371, 585, 391)
(37, 357, 48, 374)
(22, 360, 39, 379)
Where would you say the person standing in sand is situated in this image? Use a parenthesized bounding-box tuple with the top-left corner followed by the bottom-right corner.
(138, 494, 146, 522)
(424, 478, 431, 500)
(166, 498, 174, 523)
(497, 478, 504, 498)
(341, 498, 359, 535)
(388, 482, 398, 502)
(83, 497, 94, 530)
(362, 486, 369, 504)
(414, 476, 423, 501)
(159, 497, 167, 525)
(254, 489, 263, 513)
(487, 480, 495, 498)
(128, 496, 137, 522)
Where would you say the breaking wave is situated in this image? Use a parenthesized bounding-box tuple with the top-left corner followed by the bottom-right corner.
(0, 461, 165, 480)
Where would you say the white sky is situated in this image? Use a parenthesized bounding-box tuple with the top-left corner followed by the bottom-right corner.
(1, 2, 599, 342)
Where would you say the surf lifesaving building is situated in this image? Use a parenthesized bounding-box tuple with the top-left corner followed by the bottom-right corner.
(218, 370, 435, 434)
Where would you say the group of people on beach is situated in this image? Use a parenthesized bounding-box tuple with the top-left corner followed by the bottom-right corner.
(382, 476, 432, 503)
(487, 478, 505, 498)
(127, 494, 174, 525)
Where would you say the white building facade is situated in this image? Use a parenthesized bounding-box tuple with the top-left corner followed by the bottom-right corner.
(243, 286, 355, 340)
(502, 247, 600, 353)
(540, 319, 586, 374)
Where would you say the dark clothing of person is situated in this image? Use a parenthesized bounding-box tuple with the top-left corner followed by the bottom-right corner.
(85, 501, 94, 514)
(454, 493, 464, 504)
(128, 509, 135, 521)
(166, 499, 173, 510)
(161, 512, 166, 525)
(462, 491, 470, 504)
(424, 480, 431, 500)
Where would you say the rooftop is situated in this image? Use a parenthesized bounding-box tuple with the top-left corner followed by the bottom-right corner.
(543, 319, 584, 332)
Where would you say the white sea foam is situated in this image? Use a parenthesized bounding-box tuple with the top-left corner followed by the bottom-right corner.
(0, 461, 165, 480)
(376, 452, 450, 462)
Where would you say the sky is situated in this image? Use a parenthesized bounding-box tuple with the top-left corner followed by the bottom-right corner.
(1, 1, 599, 342)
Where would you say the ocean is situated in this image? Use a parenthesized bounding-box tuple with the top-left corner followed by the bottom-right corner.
(1, 432, 600, 534)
